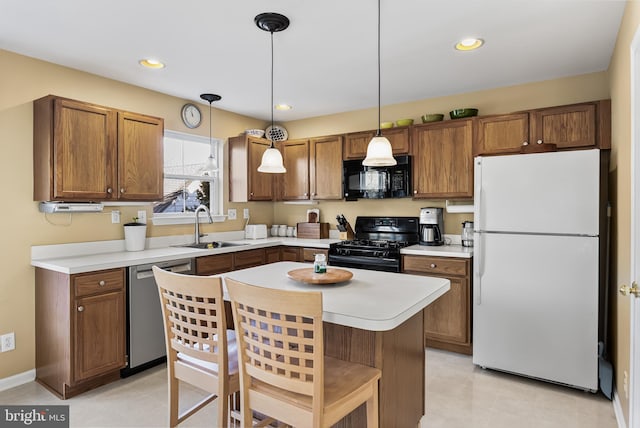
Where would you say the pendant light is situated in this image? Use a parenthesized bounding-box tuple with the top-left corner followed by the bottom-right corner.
(199, 93, 221, 176)
(256, 12, 288, 174)
(363, 0, 396, 167)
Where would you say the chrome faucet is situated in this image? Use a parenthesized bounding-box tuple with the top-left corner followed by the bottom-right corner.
(194, 204, 213, 244)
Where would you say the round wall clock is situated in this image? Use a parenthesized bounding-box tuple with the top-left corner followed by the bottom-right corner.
(181, 103, 202, 128)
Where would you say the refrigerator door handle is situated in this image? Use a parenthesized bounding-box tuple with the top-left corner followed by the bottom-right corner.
(474, 231, 483, 305)
(474, 157, 482, 231)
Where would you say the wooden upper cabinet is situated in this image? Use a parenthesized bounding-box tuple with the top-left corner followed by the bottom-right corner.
(473, 100, 610, 156)
(411, 119, 473, 199)
(281, 139, 310, 200)
(530, 102, 600, 149)
(34, 96, 117, 201)
(229, 135, 274, 202)
(33, 95, 164, 202)
(473, 113, 529, 156)
(117, 112, 163, 201)
(310, 135, 343, 200)
(343, 127, 410, 159)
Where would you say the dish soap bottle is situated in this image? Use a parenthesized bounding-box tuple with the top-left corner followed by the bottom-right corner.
(314, 254, 327, 274)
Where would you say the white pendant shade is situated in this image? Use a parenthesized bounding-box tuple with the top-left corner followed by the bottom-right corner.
(258, 147, 287, 173)
(363, 135, 397, 166)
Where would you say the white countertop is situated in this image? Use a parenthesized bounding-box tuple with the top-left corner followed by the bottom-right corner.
(31, 233, 472, 274)
(223, 261, 450, 332)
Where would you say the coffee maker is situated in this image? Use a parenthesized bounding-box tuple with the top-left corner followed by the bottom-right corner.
(419, 207, 444, 246)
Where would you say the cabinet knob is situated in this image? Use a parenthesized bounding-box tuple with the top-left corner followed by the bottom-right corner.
(250, 192, 254, 196)
(98, 280, 105, 286)
(430, 263, 437, 268)
(304, 193, 308, 196)
(414, 190, 418, 194)
(537, 139, 543, 145)
(77, 306, 84, 312)
(120, 188, 125, 194)
(107, 187, 113, 194)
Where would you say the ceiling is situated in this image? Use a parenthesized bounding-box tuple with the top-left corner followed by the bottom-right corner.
(0, 1, 626, 122)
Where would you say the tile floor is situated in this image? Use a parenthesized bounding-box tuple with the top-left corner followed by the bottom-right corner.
(0, 349, 618, 427)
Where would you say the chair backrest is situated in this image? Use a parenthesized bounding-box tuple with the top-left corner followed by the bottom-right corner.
(225, 278, 324, 411)
(153, 266, 229, 368)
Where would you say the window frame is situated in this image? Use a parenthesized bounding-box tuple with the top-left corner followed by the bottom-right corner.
(151, 130, 225, 226)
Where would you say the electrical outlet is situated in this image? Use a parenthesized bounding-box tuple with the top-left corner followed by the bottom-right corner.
(243, 208, 250, 219)
(137, 210, 147, 224)
(111, 210, 120, 224)
(1, 332, 15, 352)
(227, 209, 237, 220)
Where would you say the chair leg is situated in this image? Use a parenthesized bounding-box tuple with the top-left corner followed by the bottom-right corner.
(366, 383, 379, 428)
(217, 391, 229, 428)
(168, 374, 179, 428)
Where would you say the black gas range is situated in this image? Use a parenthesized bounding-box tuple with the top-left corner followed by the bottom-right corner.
(328, 216, 419, 272)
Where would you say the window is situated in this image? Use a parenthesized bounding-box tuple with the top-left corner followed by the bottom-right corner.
(152, 130, 224, 225)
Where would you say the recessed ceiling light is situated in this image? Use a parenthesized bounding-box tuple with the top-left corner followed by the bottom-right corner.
(138, 58, 165, 69)
(455, 38, 484, 51)
(275, 104, 292, 111)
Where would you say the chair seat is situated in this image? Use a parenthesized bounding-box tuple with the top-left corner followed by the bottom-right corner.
(251, 356, 381, 411)
(177, 330, 239, 375)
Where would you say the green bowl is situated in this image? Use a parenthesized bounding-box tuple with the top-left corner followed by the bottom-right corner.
(421, 114, 444, 123)
(380, 121, 394, 129)
(449, 108, 478, 119)
(395, 119, 414, 127)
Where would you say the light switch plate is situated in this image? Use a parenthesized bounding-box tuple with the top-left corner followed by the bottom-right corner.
(243, 208, 250, 219)
(111, 210, 120, 224)
(137, 210, 147, 224)
(228, 209, 237, 220)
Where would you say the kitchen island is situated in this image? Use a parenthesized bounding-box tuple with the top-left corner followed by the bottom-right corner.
(224, 261, 450, 428)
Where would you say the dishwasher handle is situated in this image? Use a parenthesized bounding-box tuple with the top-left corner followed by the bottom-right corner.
(135, 261, 193, 280)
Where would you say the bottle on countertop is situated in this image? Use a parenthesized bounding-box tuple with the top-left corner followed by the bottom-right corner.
(314, 253, 327, 274)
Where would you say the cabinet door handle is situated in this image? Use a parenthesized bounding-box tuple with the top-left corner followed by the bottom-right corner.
(98, 280, 105, 286)
(77, 306, 84, 312)
(430, 263, 437, 268)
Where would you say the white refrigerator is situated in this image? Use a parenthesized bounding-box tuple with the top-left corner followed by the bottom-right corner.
(473, 149, 602, 391)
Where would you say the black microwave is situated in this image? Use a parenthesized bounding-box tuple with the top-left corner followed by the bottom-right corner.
(343, 155, 412, 200)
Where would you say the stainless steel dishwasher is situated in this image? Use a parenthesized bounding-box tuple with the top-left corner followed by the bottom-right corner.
(121, 258, 195, 377)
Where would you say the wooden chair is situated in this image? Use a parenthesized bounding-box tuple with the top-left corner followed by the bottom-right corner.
(225, 278, 381, 428)
(153, 266, 240, 427)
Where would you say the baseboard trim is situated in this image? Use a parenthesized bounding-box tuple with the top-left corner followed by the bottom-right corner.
(613, 386, 628, 428)
(0, 370, 35, 392)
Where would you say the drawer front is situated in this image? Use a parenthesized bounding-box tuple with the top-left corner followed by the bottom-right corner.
(233, 249, 266, 270)
(302, 248, 328, 262)
(196, 253, 233, 275)
(402, 255, 468, 277)
(74, 268, 125, 297)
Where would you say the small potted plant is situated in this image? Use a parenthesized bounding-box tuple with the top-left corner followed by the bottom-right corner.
(124, 216, 147, 251)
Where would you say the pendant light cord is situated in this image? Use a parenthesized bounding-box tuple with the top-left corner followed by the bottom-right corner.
(376, 0, 382, 138)
(270, 30, 275, 148)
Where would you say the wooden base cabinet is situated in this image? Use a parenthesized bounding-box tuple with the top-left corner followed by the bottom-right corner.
(402, 255, 473, 355)
(35, 268, 126, 399)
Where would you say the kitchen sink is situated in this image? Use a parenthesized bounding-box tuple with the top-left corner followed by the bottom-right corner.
(176, 241, 248, 249)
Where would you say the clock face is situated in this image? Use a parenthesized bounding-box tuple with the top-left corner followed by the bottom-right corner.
(181, 103, 201, 129)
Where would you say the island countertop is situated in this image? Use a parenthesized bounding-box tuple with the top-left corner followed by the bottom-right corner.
(223, 261, 450, 332)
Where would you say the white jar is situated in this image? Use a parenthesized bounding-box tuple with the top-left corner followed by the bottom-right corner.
(278, 225, 287, 237)
(286, 226, 294, 237)
(271, 225, 279, 237)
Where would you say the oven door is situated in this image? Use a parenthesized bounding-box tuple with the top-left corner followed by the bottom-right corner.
(328, 254, 400, 272)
